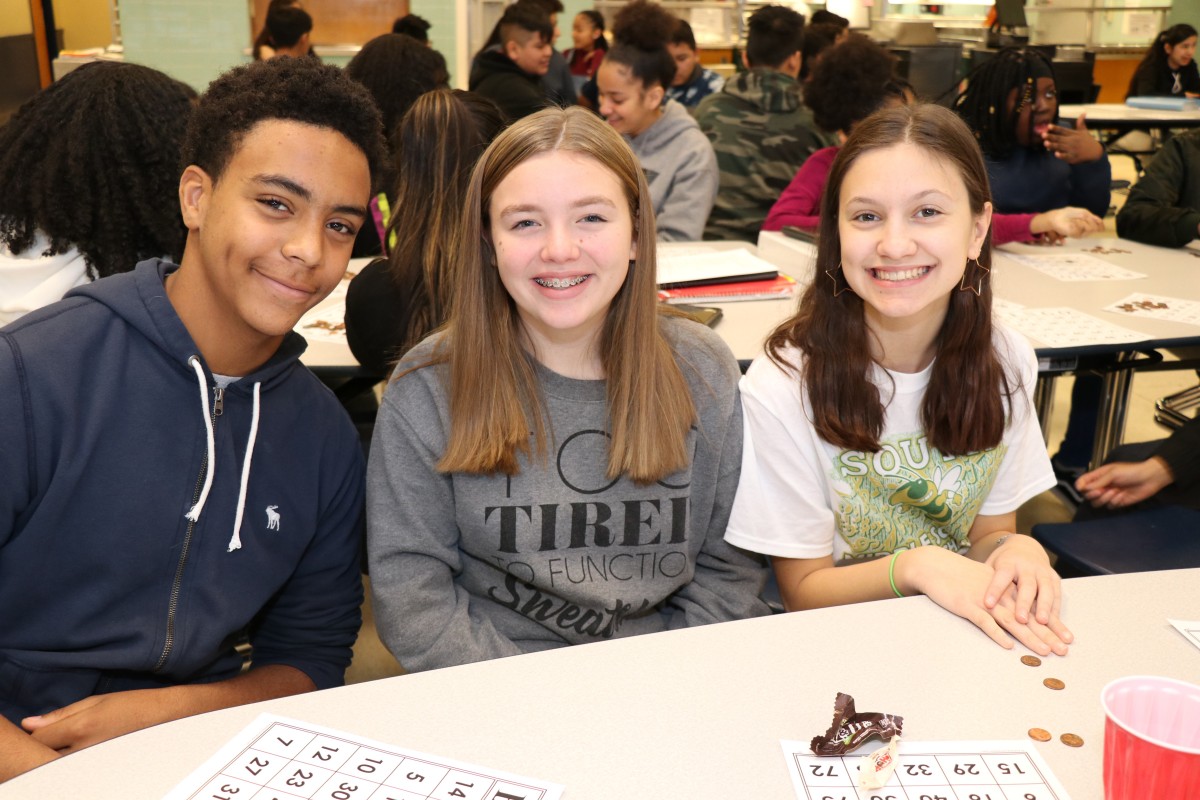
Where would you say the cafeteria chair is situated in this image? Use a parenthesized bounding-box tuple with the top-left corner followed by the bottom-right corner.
(1031, 506, 1200, 577)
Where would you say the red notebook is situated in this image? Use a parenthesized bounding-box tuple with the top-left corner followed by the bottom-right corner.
(657, 273, 798, 304)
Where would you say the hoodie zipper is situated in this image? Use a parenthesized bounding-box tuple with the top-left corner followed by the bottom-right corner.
(154, 386, 224, 673)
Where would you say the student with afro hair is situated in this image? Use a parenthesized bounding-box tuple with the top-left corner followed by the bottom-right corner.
(0, 57, 386, 781)
(0, 62, 195, 326)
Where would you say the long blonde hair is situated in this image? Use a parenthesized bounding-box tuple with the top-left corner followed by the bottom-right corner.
(433, 106, 696, 483)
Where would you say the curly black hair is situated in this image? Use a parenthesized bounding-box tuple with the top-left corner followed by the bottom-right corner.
(392, 14, 431, 42)
(183, 56, 388, 194)
(0, 62, 196, 280)
(954, 47, 1055, 159)
(608, 0, 676, 89)
(804, 34, 900, 133)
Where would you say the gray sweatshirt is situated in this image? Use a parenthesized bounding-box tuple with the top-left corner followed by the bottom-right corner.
(366, 317, 768, 672)
(626, 99, 719, 242)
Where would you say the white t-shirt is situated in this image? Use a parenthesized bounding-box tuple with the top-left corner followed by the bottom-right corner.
(725, 324, 1055, 563)
(0, 230, 89, 327)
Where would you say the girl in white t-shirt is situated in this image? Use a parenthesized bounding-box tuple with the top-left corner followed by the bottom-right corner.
(725, 104, 1071, 657)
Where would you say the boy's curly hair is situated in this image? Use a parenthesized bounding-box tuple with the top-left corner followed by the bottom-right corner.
(0, 62, 196, 280)
(183, 56, 388, 192)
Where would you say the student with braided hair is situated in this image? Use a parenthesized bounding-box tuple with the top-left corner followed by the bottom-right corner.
(0, 62, 196, 326)
(953, 48, 1111, 222)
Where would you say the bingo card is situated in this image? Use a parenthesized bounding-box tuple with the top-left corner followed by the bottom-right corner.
(164, 713, 564, 800)
(782, 739, 1072, 800)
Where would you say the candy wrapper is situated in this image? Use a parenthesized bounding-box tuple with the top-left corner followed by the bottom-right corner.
(858, 737, 900, 790)
(810, 692, 904, 756)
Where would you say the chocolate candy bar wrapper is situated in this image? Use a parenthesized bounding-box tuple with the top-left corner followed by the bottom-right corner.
(810, 692, 904, 755)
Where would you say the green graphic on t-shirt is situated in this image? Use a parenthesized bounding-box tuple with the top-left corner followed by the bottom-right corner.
(830, 432, 1006, 560)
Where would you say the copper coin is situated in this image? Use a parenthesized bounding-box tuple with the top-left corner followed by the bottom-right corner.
(1061, 733, 1084, 747)
(1021, 655, 1042, 667)
(1028, 728, 1052, 742)
(1044, 678, 1065, 690)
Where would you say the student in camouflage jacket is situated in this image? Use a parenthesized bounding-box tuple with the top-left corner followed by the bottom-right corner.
(696, 5, 833, 242)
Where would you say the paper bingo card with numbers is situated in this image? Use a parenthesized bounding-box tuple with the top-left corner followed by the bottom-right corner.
(164, 713, 564, 800)
(782, 739, 1071, 800)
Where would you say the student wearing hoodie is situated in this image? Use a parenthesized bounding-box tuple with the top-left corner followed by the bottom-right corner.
(597, 0, 718, 241)
(469, 4, 554, 122)
(0, 57, 386, 782)
(0, 62, 196, 327)
(695, 4, 833, 242)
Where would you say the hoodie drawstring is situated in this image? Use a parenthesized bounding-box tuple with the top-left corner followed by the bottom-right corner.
(183, 356, 263, 553)
(184, 357, 215, 523)
(227, 381, 261, 552)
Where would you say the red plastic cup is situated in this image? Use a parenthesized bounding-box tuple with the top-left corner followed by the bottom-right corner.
(1102, 675, 1200, 800)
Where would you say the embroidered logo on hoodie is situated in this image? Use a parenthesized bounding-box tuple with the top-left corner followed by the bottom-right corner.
(266, 505, 281, 531)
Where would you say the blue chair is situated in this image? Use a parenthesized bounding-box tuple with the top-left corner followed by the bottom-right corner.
(1031, 506, 1200, 576)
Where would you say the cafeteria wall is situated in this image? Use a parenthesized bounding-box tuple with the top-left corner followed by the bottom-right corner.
(54, 0, 111, 50)
(0, 0, 32, 37)
(119, 0, 250, 91)
(1168, 0, 1200, 27)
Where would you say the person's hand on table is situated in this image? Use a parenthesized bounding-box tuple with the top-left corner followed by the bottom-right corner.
(22, 688, 181, 754)
(1043, 115, 1105, 164)
(0, 717, 59, 782)
(1030, 206, 1105, 245)
(1075, 455, 1174, 509)
(898, 546, 1070, 656)
(984, 534, 1070, 646)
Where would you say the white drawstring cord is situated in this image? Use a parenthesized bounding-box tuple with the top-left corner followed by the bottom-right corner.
(227, 381, 262, 552)
(184, 356, 215, 523)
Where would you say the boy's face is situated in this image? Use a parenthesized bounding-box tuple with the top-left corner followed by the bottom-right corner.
(667, 42, 699, 87)
(506, 32, 553, 76)
(178, 119, 370, 353)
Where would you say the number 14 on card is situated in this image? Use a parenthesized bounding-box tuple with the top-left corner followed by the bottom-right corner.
(782, 740, 1071, 800)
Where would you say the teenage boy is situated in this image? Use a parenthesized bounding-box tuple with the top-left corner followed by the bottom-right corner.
(666, 20, 725, 108)
(521, 0, 577, 106)
(696, 4, 832, 241)
(0, 57, 386, 782)
(469, 4, 554, 122)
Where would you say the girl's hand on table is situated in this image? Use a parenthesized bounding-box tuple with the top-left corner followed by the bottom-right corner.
(984, 534, 1072, 650)
(1031, 206, 1105, 242)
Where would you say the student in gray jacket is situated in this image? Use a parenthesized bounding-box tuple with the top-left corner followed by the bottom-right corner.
(595, 0, 718, 241)
(365, 107, 769, 673)
(1116, 128, 1200, 248)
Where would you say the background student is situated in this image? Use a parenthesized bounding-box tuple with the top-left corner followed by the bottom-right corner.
(764, 37, 1103, 245)
(366, 106, 768, 673)
(954, 48, 1111, 486)
(263, 4, 314, 60)
(345, 32, 451, 257)
(1075, 417, 1200, 516)
(665, 19, 724, 108)
(1115, 127, 1200, 247)
(0, 62, 196, 326)
(1127, 23, 1200, 98)
(726, 104, 1070, 658)
(344, 90, 506, 375)
(0, 56, 385, 782)
(474, 0, 576, 109)
(469, 3, 554, 123)
(696, 3, 832, 242)
(565, 9, 607, 94)
(596, 0, 718, 241)
(392, 14, 432, 45)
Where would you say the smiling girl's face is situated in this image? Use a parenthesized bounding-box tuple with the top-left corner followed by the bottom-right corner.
(489, 149, 635, 355)
(838, 141, 991, 340)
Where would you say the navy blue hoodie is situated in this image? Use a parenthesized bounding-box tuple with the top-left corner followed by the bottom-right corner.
(0, 260, 364, 723)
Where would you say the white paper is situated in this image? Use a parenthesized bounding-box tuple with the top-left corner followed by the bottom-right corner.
(296, 302, 347, 344)
(1006, 252, 1146, 281)
(656, 247, 779, 286)
(1104, 293, 1200, 327)
(164, 713, 565, 800)
(1002, 307, 1150, 349)
(1169, 619, 1200, 652)
(782, 739, 1072, 800)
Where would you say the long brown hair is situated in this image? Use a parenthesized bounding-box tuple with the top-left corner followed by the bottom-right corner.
(429, 106, 697, 482)
(766, 103, 1014, 456)
(386, 90, 506, 356)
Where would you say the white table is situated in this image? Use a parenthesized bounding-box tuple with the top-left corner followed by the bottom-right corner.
(1059, 102, 1200, 134)
(6, 568, 1197, 798)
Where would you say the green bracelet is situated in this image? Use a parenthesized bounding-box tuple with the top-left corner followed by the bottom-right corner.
(889, 551, 905, 598)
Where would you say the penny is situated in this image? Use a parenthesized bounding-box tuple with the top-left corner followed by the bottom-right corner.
(1021, 655, 1042, 667)
(1044, 678, 1065, 691)
(1061, 733, 1084, 747)
(1028, 728, 1052, 742)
